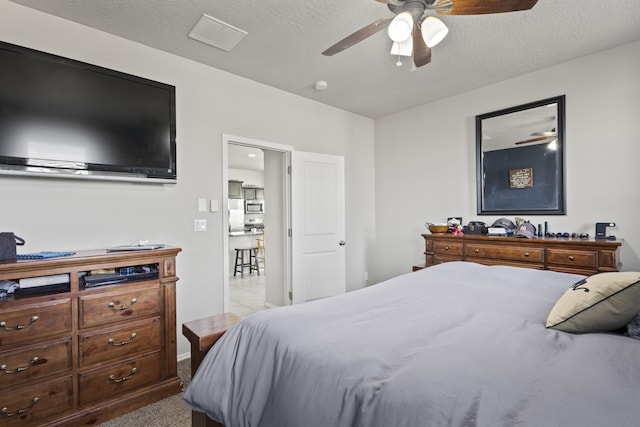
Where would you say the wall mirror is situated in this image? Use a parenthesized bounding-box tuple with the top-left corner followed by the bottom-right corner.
(476, 95, 566, 215)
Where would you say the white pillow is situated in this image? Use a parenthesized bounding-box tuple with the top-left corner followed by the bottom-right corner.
(546, 272, 640, 333)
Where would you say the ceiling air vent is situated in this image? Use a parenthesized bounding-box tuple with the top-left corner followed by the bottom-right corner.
(188, 14, 247, 52)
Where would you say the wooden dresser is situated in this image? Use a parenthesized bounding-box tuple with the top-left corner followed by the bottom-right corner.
(414, 234, 621, 275)
(0, 247, 182, 427)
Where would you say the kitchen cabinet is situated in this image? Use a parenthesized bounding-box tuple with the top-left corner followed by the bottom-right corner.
(243, 187, 264, 200)
(228, 180, 243, 199)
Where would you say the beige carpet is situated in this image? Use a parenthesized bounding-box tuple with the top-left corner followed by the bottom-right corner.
(98, 358, 192, 427)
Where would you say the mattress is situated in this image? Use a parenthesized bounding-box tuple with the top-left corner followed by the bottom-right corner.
(183, 262, 640, 427)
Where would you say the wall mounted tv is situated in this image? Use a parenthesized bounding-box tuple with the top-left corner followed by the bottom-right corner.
(0, 41, 176, 183)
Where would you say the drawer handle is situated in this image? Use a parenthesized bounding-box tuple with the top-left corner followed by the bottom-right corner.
(474, 249, 480, 254)
(1, 397, 39, 417)
(0, 357, 41, 374)
(445, 246, 450, 251)
(524, 252, 530, 257)
(568, 256, 575, 261)
(108, 298, 137, 311)
(0, 315, 39, 332)
(109, 367, 137, 383)
(108, 332, 137, 347)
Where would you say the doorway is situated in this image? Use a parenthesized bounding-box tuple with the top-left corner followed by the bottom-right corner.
(222, 134, 292, 315)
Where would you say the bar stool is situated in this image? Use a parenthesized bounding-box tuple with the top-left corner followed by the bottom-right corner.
(233, 247, 260, 278)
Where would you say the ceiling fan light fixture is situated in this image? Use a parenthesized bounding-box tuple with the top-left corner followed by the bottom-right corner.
(391, 38, 413, 57)
(388, 12, 414, 42)
(421, 16, 448, 48)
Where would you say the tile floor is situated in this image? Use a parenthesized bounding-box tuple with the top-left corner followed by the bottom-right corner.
(229, 272, 267, 317)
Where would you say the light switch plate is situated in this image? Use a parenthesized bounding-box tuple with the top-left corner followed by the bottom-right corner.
(198, 198, 207, 212)
(194, 219, 207, 232)
(210, 199, 219, 212)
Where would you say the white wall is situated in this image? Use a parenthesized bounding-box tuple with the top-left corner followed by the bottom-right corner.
(373, 40, 640, 282)
(0, 1, 376, 358)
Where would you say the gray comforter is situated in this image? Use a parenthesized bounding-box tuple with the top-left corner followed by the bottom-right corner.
(183, 262, 640, 427)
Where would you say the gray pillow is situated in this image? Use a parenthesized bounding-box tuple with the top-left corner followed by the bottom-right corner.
(546, 272, 640, 333)
(626, 313, 640, 339)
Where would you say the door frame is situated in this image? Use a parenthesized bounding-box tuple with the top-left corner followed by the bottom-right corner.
(222, 134, 293, 311)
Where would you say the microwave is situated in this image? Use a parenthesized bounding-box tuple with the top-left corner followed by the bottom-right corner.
(245, 200, 264, 214)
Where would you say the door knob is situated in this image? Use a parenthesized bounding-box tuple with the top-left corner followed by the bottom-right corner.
(339, 241, 346, 246)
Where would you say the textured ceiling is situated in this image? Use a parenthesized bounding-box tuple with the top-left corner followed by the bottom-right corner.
(7, 0, 640, 118)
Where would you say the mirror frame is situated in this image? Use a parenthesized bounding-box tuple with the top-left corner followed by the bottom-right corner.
(475, 95, 566, 216)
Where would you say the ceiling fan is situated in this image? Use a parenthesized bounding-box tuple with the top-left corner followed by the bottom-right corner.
(514, 128, 557, 146)
(322, 0, 539, 68)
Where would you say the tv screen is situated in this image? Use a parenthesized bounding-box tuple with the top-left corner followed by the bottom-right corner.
(0, 41, 176, 183)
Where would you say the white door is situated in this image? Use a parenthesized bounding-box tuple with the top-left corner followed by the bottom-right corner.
(291, 151, 346, 304)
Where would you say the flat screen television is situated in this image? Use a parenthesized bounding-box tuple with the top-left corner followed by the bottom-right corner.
(0, 41, 176, 183)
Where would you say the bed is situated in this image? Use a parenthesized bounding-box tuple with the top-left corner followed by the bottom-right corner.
(182, 262, 640, 427)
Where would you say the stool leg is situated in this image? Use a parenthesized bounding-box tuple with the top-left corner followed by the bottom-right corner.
(251, 249, 260, 276)
(249, 248, 256, 275)
(234, 250, 240, 277)
(254, 248, 260, 276)
(240, 250, 244, 278)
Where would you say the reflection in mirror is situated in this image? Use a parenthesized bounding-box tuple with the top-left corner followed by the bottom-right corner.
(476, 96, 565, 215)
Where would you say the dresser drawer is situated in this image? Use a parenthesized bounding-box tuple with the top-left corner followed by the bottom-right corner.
(79, 284, 161, 329)
(465, 258, 544, 270)
(0, 337, 72, 388)
(546, 248, 597, 268)
(0, 299, 72, 347)
(465, 244, 544, 263)
(79, 317, 162, 367)
(79, 351, 162, 406)
(0, 376, 72, 427)
(598, 249, 618, 271)
(433, 241, 463, 257)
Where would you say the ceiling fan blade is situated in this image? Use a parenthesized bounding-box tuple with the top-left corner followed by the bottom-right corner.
(437, 0, 538, 15)
(514, 135, 554, 145)
(412, 29, 432, 68)
(531, 131, 557, 137)
(322, 18, 392, 56)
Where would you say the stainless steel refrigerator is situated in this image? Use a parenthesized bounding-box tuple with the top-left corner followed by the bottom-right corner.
(228, 199, 245, 232)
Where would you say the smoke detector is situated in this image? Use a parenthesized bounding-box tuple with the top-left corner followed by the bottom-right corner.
(314, 81, 328, 91)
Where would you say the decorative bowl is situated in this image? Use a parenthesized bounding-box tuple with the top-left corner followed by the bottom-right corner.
(427, 223, 449, 234)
